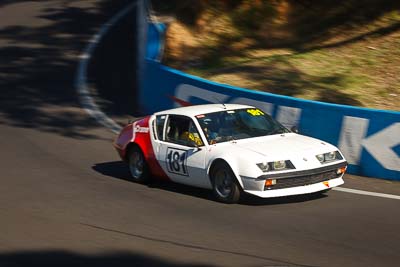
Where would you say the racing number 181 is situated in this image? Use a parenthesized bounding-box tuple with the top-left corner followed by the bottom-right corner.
(166, 148, 188, 176)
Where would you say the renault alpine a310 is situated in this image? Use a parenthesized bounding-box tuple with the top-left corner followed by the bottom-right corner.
(113, 104, 347, 203)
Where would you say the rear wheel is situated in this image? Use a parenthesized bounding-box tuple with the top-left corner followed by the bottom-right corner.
(127, 146, 150, 183)
(211, 162, 241, 204)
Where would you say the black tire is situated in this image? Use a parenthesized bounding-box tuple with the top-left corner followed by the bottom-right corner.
(127, 146, 150, 183)
(210, 162, 241, 204)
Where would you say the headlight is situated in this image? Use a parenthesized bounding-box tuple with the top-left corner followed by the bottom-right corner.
(273, 160, 286, 170)
(316, 154, 324, 162)
(257, 160, 295, 172)
(325, 151, 336, 161)
(316, 151, 343, 164)
(256, 163, 270, 172)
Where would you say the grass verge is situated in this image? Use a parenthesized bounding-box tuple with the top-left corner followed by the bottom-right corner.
(156, 0, 400, 111)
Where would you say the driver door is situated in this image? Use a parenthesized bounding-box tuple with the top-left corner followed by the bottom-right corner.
(151, 114, 211, 189)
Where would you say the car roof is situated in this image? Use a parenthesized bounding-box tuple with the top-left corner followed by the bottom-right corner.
(154, 104, 254, 117)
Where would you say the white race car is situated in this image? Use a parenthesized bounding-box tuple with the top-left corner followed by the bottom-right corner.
(113, 104, 347, 203)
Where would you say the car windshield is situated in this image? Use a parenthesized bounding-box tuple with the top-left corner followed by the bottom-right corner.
(196, 108, 290, 144)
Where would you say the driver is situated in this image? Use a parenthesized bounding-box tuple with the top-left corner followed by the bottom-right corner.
(203, 127, 218, 141)
(180, 121, 203, 146)
(201, 118, 218, 144)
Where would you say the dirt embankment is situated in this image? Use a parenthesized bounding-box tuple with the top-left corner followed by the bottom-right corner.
(155, 0, 400, 110)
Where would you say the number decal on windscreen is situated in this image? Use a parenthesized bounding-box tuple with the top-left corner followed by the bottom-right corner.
(166, 148, 188, 176)
(247, 109, 265, 116)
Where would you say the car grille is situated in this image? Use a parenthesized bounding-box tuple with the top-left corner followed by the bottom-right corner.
(265, 170, 339, 190)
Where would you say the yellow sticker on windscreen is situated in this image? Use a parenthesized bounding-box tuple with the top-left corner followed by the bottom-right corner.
(247, 109, 264, 116)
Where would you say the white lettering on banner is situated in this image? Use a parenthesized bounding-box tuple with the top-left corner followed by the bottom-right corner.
(174, 84, 274, 114)
(276, 106, 302, 128)
(174, 84, 229, 108)
(362, 123, 400, 171)
(229, 97, 273, 115)
(338, 116, 369, 165)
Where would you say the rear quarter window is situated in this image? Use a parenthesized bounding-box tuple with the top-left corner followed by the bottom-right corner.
(155, 115, 167, 140)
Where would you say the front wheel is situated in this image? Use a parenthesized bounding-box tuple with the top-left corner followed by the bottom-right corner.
(211, 162, 241, 204)
(127, 146, 150, 183)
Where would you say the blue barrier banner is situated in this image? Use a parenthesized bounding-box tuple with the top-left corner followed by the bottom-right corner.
(141, 23, 400, 181)
(146, 23, 166, 60)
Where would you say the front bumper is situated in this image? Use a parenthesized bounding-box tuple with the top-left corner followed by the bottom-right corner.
(244, 177, 344, 198)
(241, 161, 347, 198)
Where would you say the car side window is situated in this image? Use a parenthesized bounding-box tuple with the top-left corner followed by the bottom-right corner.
(165, 115, 204, 147)
(155, 115, 167, 140)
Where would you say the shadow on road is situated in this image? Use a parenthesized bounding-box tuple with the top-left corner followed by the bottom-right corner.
(87, 4, 140, 118)
(0, 0, 136, 139)
(0, 250, 215, 267)
(92, 161, 215, 202)
(240, 190, 327, 206)
(93, 161, 327, 205)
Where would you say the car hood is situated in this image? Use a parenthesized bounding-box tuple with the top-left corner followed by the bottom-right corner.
(219, 133, 337, 160)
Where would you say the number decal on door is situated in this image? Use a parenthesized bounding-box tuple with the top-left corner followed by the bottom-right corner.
(166, 148, 188, 176)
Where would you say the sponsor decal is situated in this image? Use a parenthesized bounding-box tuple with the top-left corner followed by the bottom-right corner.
(134, 125, 150, 133)
(247, 109, 265, 116)
(323, 181, 330, 188)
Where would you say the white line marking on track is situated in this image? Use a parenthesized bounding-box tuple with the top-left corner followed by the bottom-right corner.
(74, 1, 400, 201)
(75, 2, 137, 134)
(333, 187, 400, 200)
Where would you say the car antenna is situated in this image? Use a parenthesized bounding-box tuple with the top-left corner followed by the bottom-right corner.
(213, 97, 226, 109)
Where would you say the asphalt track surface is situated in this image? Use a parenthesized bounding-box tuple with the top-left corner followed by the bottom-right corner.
(1, 1, 400, 267)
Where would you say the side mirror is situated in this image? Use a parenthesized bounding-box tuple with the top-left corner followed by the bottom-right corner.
(192, 146, 202, 152)
(290, 126, 299, 133)
(188, 140, 202, 151)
